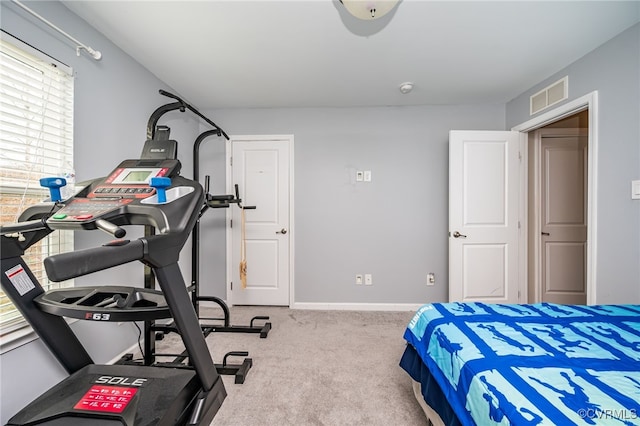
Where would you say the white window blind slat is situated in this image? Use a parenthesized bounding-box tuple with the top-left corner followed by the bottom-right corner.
(0, 109, 74, 130)
(0, 124, 72, 143)
(0, 96, 74, 119)
(0, 134, 72, 155)
(0, 86, 73, 116)
(0, 63, 71, 107)
(0, 72, 71, 99)
(0, 34, 75, 337)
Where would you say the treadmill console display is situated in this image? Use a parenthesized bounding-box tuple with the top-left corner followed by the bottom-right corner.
(49, 159, 181, 225)
(88, 159, 179, 200)
(91, 166, 169, 198)
(112, 168, 164, 185)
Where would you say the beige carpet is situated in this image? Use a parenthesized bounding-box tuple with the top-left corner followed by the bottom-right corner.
(154, 306, 428, 425)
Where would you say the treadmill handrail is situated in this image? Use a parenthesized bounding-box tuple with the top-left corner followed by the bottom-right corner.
(44, 239, 145, 282)
(0, 218, 50, 235)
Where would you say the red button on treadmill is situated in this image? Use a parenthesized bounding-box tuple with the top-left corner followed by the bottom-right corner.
(75, 214, 94, 220)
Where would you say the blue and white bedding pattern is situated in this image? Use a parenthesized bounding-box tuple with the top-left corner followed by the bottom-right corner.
(402, 303, 640, 425)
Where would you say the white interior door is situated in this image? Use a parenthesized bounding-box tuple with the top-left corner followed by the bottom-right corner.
(540, 133, 588, 304)
(449, 130, 522, 303)
(229, 137, 292, 306)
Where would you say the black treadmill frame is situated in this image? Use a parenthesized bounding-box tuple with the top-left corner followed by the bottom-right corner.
(1, 159, 226, 425)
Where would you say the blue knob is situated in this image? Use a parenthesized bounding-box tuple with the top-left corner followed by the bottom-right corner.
(40, 177, 67, 202)
(150, 177, 171, 203)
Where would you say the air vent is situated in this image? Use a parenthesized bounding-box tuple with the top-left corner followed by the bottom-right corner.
(530, 76, 568, 115)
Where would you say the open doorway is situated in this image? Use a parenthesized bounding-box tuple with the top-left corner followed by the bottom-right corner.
(527, 110, 588, 304)
(512, 91, 598, 305)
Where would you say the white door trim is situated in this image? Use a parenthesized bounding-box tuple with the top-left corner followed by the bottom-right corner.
(511, 91, 598, 305)
(225, 135, 295, 306)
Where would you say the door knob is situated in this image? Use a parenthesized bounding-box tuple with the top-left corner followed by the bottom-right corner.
(541, 232, 550, 236)
(452, 231, 467, 238)
(276, 228, 287, 234)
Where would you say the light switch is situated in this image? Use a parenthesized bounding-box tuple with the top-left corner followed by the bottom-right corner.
(632, 180, 640, 200)
(356, 171, 364, 182)
(364, 170, 371, 182)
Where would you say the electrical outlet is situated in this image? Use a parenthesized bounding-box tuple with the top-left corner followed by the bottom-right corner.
(355, 274, 363, 285)
(427, 273, 435, 286)
(364, 274, 373, 285)
(356, 171, 364, 182)
(633, 180, 640, 199)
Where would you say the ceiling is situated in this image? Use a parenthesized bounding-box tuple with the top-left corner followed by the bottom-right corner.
(61, 1, 640, 110)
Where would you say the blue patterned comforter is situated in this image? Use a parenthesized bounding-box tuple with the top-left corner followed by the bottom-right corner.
(403, 303, 640, 425)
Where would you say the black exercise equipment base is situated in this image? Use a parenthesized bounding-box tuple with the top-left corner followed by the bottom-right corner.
(174, 294, 272, 338)
(6, 364, 226, 426)
(199, 295, 272, 338)
(119, 351, 252, 385)
(144, 295, 269, 382)
(152, 319, 272, 340)
(216, 356, 253, 385)
(34, 286, 171, 322)
(201, 321, 272, 339)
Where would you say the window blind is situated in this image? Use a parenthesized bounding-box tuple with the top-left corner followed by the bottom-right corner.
(0, 33, 75, 336)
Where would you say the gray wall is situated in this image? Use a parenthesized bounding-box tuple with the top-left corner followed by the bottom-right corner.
(197, 105, 506, 304)
(0, 1, 199, 422)
(2, 0, 636, 422)
(507, 23, 640, 304)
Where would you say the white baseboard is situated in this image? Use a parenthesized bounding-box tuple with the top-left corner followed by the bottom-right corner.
(290, 302, 423, 312)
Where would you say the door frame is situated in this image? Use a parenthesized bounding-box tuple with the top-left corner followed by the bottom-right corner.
(224, 135, 295, 306)
(512, 91, 598, 305)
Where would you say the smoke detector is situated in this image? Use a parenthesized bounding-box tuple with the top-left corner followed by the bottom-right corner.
(399, 82, 414, 94)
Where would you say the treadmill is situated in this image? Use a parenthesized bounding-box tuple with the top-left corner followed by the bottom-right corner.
(1, 150, 226, 425)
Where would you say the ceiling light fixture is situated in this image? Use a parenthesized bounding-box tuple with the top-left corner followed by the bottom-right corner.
(399, 82, 414, 94)
(340, 0, 400, 20)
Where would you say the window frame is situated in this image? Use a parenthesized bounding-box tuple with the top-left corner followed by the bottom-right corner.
(0, 30, 75, 351)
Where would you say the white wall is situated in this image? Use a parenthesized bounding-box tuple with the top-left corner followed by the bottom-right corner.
(507, 23, 640, 304)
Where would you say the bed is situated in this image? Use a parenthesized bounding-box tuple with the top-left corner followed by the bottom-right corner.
(399, 302, 640, 425)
